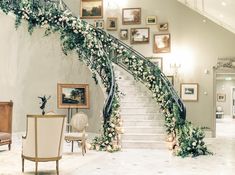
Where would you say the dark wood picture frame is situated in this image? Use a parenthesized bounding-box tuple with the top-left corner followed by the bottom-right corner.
(122, 8, 141, 25)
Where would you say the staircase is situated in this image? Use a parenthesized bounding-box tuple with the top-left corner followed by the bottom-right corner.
(114, 65, 166, 149)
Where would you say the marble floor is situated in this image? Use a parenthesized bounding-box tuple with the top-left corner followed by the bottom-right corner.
(0, 119, 235, 175)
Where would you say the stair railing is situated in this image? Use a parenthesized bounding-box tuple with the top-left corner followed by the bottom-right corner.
(54, 0, 186, 121)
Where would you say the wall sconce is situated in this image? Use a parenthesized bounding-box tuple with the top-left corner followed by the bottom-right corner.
(170, 63, 181, 77)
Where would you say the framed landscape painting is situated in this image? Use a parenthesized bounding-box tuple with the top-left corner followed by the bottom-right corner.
(81, 0, 103, 19)
(153, 34, 171, 53)
(122, 8, 141, 25)
(57, 84, 89, 109)
(130, 27, 150, 44)
(180, 83, 199, 101)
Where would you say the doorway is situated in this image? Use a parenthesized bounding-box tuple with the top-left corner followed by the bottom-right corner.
(214, 72, 235, 138)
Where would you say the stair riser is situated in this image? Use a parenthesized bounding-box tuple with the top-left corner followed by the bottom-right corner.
(121, 108, 158, 114)
(123, 121, 164, 127)
(123, 127, 165, 134)
(120, 92, 148, 97)
(120, 103, 155, 108)
(120, 97, 155, 103)
(122, 134, 165, 141)
(121, 142, 166, 149)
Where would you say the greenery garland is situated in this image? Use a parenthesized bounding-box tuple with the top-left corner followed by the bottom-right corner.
(0, 0, 212, 156)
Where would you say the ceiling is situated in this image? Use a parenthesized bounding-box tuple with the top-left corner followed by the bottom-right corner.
(177, 0, 235, 34)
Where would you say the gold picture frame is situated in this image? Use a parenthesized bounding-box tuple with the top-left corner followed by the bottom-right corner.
(153, 33, 171, 53)
(57, 84, 89, 109)
(130, 27, 150, 44)
(106, 17, 118, 31)
(80, 0, 103, 19)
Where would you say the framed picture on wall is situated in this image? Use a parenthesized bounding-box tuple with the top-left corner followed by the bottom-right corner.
(153, 33, 171, 53)
(217, 93, 226, 102)
(180, 83, 199, 101)
(147, 57, 163, 71)
(94, 20, 104, 29)
(106, 17, 118, 31)
(159, 23, 168, 31)
(122, 8, 141, 25)
(57, 84, 90, 109)
(146, 16, 157, 25)
(80, 0, 103, 19)
(120, 29, 128, 40)
(167, 75, 174, 85)
(130, 27, 150, 44)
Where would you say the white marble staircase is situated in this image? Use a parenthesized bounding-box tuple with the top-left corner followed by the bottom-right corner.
(114, 65, 166, 149)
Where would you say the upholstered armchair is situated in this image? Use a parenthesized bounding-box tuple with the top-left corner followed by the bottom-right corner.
(0, 101, 13, 150)
(22, 114, 66, 175)
(64, 112, 88, 155)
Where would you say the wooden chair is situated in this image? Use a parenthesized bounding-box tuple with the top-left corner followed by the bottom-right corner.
(22, 114, 66, 175)
(0, 101, 13, 150)
(64, 112, 88, 155)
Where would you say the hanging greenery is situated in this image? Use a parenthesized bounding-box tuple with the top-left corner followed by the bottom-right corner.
(0, 0, 212, 157)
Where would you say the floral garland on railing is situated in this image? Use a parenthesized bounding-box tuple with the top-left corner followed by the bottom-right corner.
(0, 0, 121, 152)
(92, 29, 212, 157)
(0, 0, 212, 157)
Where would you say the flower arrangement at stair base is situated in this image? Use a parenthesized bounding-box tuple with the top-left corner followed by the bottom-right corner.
(0, 0, 121, 152)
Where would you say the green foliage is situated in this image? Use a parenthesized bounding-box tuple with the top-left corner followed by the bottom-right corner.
(0, 0, 212, 156)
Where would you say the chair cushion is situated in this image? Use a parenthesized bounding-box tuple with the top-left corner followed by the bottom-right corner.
(64, 132, 88, 141)
(0, 132, 11, 141)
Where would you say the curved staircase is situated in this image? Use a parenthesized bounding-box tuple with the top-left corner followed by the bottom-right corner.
(114, 65, 166, 149)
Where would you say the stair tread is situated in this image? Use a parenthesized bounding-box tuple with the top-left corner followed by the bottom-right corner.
(122, 140, 165, 143)
(123, 133, 165, 136)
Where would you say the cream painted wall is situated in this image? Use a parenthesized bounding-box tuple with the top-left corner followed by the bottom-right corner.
(63, 0, 235, 135)
(0, 12, 104, 133)
(216, 80, 235, 116)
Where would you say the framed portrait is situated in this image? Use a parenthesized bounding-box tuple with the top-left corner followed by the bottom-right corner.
(148, 57, 163, 71)
(106, 17, 118, 31)
(153, 34, 171, 53)
(94, 20, 104, 29)
(146, 16, 157, 25)
(159, 23, 168, 31)
(122, 8, 141, 25)
(217, 93, 226, 102)
(167, 75, 174, 85)
(57, 84, 90, 109)
(180, 83, 199, 101)
(120, 29, 128, 40)
(130, 27, 150, 44)
(80, 0, 103, 19)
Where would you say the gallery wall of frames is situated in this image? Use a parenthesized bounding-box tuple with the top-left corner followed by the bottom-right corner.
(80, 0, 173, 84)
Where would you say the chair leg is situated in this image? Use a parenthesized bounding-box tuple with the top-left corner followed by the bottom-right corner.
(22, 158, 24, 172)
(82, 141, 86, 156)
(8, 143, 11, 150)
(56, 160, 59, 175)
(35, 162, 38, 175)
(71, 141, 74, 152)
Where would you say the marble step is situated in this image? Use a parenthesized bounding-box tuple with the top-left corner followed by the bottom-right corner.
(121, 107, 159, 114)
(123, 120, 164, 127)
(120, 91, 149, 97)
(121, 113, 162, 120)
(120, 102, 156, 108)
(123, 126, 165, 134)
(122, 133, 166, 141)
(121, 140, 166, 149)
(120, 96, 155, 103)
